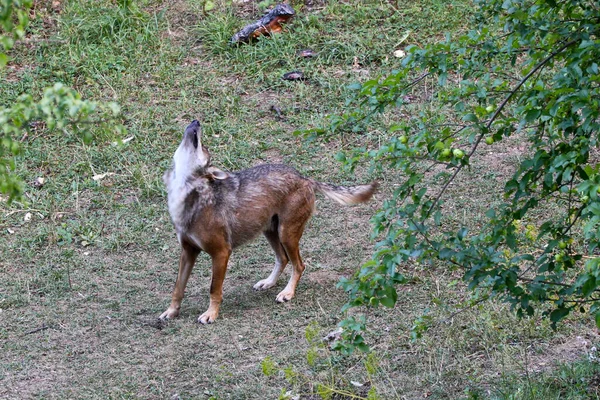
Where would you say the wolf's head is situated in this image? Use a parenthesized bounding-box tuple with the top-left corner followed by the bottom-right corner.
(166, 120, 228, 189)
(174, 119, 210, 170)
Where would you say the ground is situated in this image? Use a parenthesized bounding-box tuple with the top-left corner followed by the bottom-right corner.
(1, 0, 599, 399)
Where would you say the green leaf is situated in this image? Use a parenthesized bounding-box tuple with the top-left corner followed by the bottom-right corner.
(334, 151, 346, 162)
(380, 290, 396, 308)
(463, 113, 479, 123)
(204, 1, 215, 11)
(524, 109, 541, 123)
(356, 342, 370, 352)
(581, 276, 597, 297)
(549, 307, 570, 323)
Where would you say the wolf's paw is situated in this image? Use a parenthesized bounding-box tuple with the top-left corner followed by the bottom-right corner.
(275, 289, 295, 303)
(198, 309, 218, 324)
(253, 278, 276, 291)
(159, 306, 180, 320)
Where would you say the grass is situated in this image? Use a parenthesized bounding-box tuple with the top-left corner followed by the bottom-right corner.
(1, 0, 599, 398)
(481, 357, 600, 399)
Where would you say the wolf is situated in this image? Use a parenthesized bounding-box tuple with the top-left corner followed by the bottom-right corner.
(160, 120, 377, 324)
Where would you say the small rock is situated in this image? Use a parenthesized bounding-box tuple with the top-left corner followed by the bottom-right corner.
(323, 327, 343, 342)
(282, 71, 306, 81)
(112, 136, 135, 146)
(270, 105, 285, 120)
(33, 177, 45, 188)
(297, 49, 315, 58)
(92, 172, 115, 181)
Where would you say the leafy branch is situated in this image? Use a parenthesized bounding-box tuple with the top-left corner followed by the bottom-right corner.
(316, 0, 600, 353)
(0, 2, 125, 202)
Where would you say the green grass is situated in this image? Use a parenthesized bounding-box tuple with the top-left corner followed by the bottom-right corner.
(1, 0, 598, 398)
(478, 358, 600, 399)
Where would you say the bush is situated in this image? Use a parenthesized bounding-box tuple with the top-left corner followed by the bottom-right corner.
(308, 0, 600, 352)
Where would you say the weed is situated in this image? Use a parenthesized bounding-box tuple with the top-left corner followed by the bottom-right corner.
(490, 358, 600, 399)
(261, 356, 277, 377)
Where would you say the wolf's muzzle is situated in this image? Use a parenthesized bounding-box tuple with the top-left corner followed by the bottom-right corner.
(184, 120, 200, 149)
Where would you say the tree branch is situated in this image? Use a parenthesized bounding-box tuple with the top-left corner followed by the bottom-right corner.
(470, 38, 579, 157)
(425, 38, 579, 219)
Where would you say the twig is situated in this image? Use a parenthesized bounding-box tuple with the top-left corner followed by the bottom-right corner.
(562, 297, 600, 304)
(426, 164, 465, 218)
(426, 38, 578, 218)
(440, 296, 490, 324)
(470, 38, 579, 158)
(4, 208, 43, 217)
(518, 277, 571, 287)
(228, 331, 244, 357)
(14, 38, 67, 46)
(561, 206, 583, 237)
(360, 72, 431, 123)
(24, 325, 49, 335)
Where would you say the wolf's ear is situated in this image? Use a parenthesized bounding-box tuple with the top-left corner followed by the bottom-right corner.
(206, 166, 229, 180)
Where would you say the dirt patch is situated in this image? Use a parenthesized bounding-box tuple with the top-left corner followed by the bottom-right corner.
(241, 89, 286, 108)
(30, 0, 62, 35)
(3, 64, 34, 83)
(231, 0, 261, 19)
(261, 147, 284, 164)
(149, 0, 198, 43)
(474, 134, 530, 182)
(305, 269, 343, 285)
(139, 316, 169, 330)
(529, 330, 600, 373)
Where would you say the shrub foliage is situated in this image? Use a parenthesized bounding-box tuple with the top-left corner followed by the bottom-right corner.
(0, 1, 123, 202)
(308, 0, 600, 352)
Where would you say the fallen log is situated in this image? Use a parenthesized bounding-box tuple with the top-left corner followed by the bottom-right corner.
(230, 4, 295, 44)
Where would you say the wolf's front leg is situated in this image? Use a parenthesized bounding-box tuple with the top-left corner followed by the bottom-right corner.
(160, 241, 200, 320)
(198, 248, 231, 324)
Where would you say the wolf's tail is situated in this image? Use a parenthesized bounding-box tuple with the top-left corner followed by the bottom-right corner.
(311, 180, 378, 205)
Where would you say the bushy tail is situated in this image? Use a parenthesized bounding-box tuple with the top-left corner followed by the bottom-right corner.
(311, 180, 378, 205)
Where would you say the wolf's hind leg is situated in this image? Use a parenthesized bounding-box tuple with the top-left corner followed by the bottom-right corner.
(254, 216, 289, 290)
(275, 222, 307, 303)
(274, 187, 314, 302)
